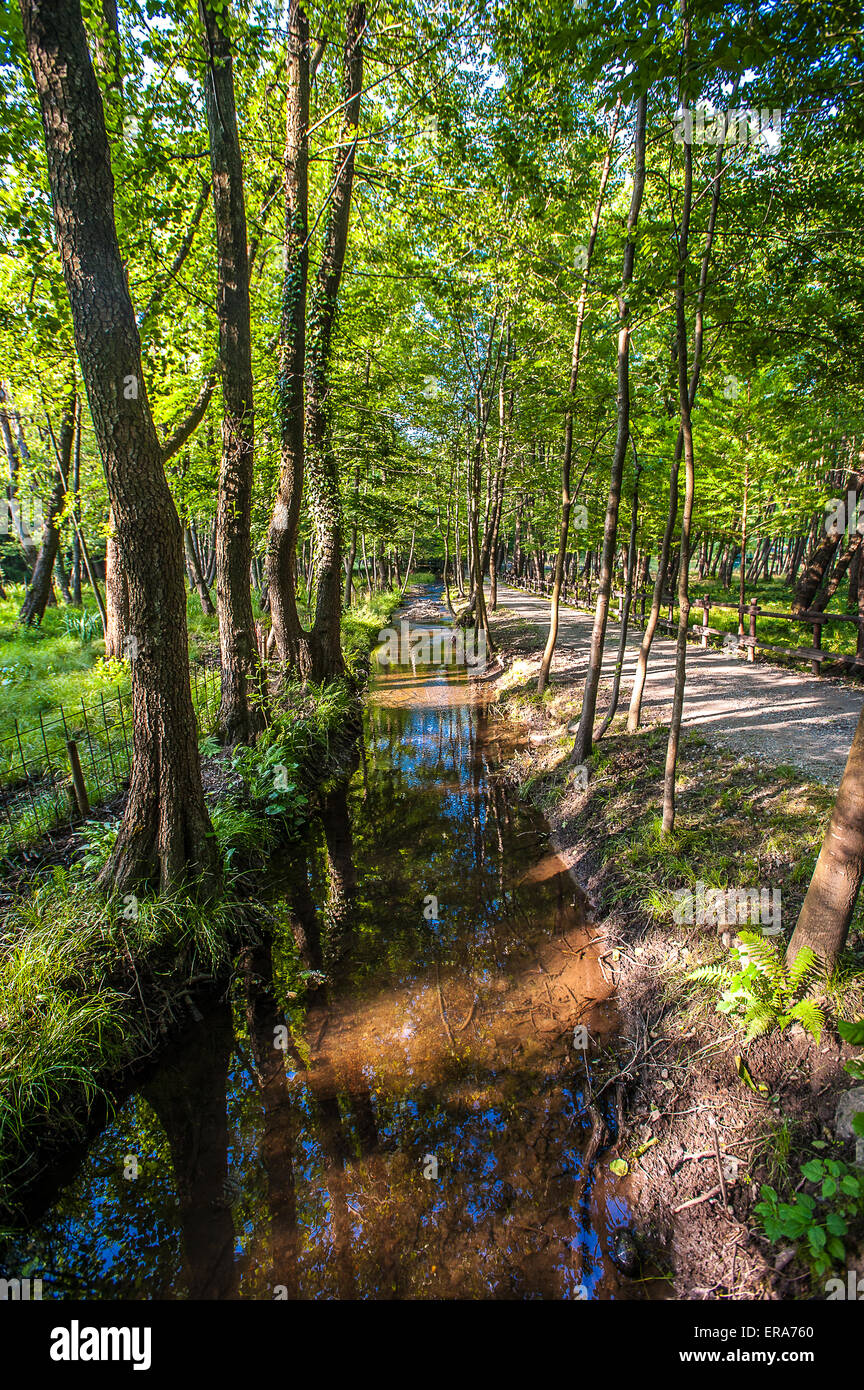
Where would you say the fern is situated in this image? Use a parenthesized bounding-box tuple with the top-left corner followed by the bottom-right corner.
(688, 930, 824, 1042)
(787, 999, 824, 1045)
(788, 946, 818, 993)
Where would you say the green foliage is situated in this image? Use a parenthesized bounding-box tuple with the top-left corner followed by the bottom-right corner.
(0, 868, 236, 1211)
(341, 587, 402, 662)
(227, 680, 353, 835)
(77, 817, 120, 875)
(755, 1157, 864, 1278)
(689, 931, 824, 1042)
(62, 610, 101, 644)
(838, 1018, 864, 1136)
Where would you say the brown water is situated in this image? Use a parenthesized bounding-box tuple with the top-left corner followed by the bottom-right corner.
(2, 595, 640, 1300)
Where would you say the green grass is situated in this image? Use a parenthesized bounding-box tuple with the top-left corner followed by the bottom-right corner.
(0, 865, 237, 1215)
(340, 585, 403, 667)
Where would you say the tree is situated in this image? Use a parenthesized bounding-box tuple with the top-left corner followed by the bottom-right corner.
(787, 700, 864, 972)
(303, 2, 365, 682)
(199, 0, 263, 743)
(570, 92, 647, 768)
(264, 0, 311, 673)
(19, 389, 75, 624)
(19, 0, 219, 893)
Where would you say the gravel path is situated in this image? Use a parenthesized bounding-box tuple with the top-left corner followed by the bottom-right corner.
(490, 584, 862, 785)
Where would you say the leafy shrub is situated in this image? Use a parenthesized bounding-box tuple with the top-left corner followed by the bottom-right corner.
(755, 1157, 864, 1278)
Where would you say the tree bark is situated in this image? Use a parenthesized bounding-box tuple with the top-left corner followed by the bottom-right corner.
(537, 99, 621, 695)
(304, 4, 365, 682)
(19, 393, 75, 625)
(571, 93, 647, 765)
(265, 0, 310, 671)
(199, 0, 263, 742)
(786, 699, 864, 970)
(20, 0, 219, 893)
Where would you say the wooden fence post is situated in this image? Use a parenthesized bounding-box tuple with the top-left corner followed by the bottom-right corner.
(66, 739, 90, 818)
(748, 600, 757, 663)
(812, 619, 823, 677)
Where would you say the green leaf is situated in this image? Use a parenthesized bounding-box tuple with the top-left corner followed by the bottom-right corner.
(609, 1158, 628, 1177)
(838, 1018, 864, 1046)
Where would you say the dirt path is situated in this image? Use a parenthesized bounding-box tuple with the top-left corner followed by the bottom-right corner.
(488, 584, 862, 785)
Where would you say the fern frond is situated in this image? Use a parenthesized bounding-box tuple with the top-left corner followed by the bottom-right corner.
(787, 946, 818, 993)
(788, 999, 824, 1045)
(738, 931, 786, 985)
(743, 1001, 776, 1039)
(688, 964, 731, 988)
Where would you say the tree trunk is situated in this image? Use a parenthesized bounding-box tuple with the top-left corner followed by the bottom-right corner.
(19, 393, 75, 625)
(303, 4, 364, 682)
(661, 5, 697, 836)
(571, 93, 647, 766)
(55, 547, 73, 604)
(0, 382, 40, 575)
(265, 0, 310, 672)
(71, 395, 82, 604)
(185, 525, 216, 616)
(786, 699, 864, 970)
(20, 0, 219, 893)
(626, 91, 729, 733)
(200, 0, 263, 742)
(595, 458, 640, 740)
(538, 98, 621, 695)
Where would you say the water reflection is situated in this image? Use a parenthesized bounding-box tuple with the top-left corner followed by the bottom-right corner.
(0, 601, 641, 1300)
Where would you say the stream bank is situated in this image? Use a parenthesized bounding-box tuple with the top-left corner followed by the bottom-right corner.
(480, 634, 864, 1300)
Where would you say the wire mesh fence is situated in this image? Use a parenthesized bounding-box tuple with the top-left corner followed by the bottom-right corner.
(0, 665, 221, 855)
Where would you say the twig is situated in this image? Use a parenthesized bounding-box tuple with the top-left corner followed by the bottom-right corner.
(435, 962, 456, 1048)
(713, 1122, 729, 1210)
(673, 1186, 721, 1213)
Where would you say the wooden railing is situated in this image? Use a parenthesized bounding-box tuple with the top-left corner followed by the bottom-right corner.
(499, 571, 864, 676)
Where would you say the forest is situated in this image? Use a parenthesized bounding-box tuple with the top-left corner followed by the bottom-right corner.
(0, 0, 863, 1343)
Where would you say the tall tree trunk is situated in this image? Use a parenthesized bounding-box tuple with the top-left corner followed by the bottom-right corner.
(571, 93, 647, 766)
(71, 395, 82, 604)
(0, 382, 40, 575)
(20, 0, 219, 893)
(185, 524, 216, 616)
(19, 393, 75, 625)
(595, 456, 640, 739)
(265, 0, 310, 671)
(55, 547, 73, 604)
(104, 506, 130, 658)
(626, 93, 730, 733)
(537, 98, 621, 695)
(304, 4, 365, 682)
(344, 465, 360, 607)
(200, 0, 263, 742)
(661, 3, 697, 836)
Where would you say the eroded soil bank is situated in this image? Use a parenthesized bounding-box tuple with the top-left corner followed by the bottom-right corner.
(480, 610, 864, 1300)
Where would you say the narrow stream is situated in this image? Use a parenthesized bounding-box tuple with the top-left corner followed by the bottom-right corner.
(2, 594, 641, 1300)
